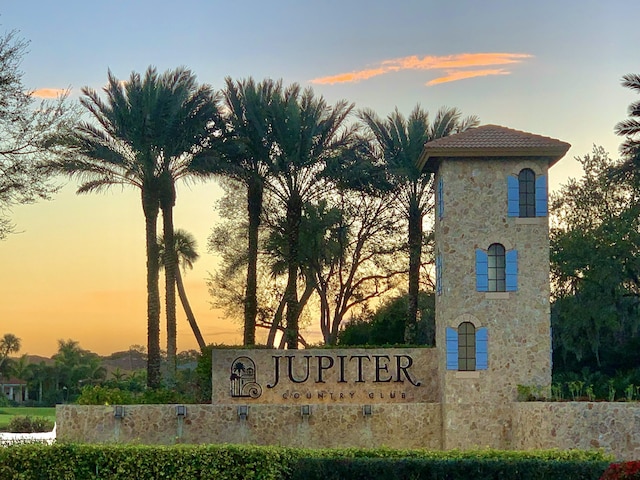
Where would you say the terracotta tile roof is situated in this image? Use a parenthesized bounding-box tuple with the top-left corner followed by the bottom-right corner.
(0, 377, 27, 385)
(418, 124, 571, 172)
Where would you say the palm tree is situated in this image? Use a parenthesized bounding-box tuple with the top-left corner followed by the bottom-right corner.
(53, 68, 163, 387)
(53, 67, 221, 387)
(153, 68, 221, 380)
(159, 228, 206, 350)
(359, 105, 479, 343)
(0, 333, 21, 370)
(192, 77, 282, 346)
(26, 361, 48, 403)
(614, 74, 640, 183)
(267, 84, 356, 348)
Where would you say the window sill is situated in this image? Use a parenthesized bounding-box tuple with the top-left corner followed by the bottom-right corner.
(484, 292, 510, 300)
(515, 217, 546, 225)
(455, 371, 480, 379)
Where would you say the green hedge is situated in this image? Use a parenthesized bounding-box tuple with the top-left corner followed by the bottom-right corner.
(292, 458, 610, 480)
(0, 444, 612, 480)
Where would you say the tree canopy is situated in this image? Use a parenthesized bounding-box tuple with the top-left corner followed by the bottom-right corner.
(0, 29, 76, 239)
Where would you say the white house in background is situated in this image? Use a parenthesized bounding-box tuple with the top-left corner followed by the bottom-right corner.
(0, 377, 28, 403)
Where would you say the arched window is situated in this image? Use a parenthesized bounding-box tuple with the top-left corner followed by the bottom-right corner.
(518, 168, 536, 217)
(487, 243, 506, 292)
(458, 322, 476, 371)
(446, 323, 489, 371)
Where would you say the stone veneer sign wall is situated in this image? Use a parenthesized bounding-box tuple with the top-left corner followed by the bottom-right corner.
(54, 126, 640, 459)
(211, 348, 440, 405)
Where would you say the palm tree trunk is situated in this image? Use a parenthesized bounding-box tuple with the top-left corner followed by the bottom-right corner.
(161, 197, 178, 383)
(405, 198, 422, 344)
(244, 179, 262, 346)
(284, 194, 302, 349)
(175, 267, 206, 350)
(267, 296, 286, 347)
(143, 190, 162, 389)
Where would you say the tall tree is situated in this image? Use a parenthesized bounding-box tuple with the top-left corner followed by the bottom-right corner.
(152, 68, 221, 379)
(159, 228, 206, 350)
(615, 73, 640, 160)
(314, 193, 405, 345)
(284, 193, 405, 345)
(53, 339, 106, 397)
(207, 181, 292, 346)
(551, 146, 640, 371)
(52, 67, 221, 387)
(0, 333, 20, 370)
(359, 105, 479, 343)
(0, 29, 76, 239)
(193, 77, 282, 346)
(267, 84, 356, 348)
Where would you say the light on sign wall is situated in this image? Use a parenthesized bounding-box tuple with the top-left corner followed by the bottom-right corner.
(237, 405, 248, 420)
(114, 405, 125, 419)
(175, 405, 187, 417)
(301, 405, 311, 417)
(362, 404, 373, 416)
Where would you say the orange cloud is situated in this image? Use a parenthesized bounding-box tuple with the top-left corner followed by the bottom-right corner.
(427, 68, 510, 86)
(310, 53, 532, 86)
(32, 88, 67, 98)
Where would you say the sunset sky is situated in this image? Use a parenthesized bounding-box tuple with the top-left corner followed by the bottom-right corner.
(1, 1, 639, 357)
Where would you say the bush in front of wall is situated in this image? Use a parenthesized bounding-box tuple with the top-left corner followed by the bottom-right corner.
(600, 461, 640, 480)
(0, 444, 612, 480)
(292, 457, 609, 480)
(0, 443, 295, 480)
(7, 416, 54, 433)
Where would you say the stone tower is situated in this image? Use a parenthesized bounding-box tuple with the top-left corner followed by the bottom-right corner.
(417, 125, 570, 449)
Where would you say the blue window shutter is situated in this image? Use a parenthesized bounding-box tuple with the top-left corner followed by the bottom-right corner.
(438, 177, 444, 219)
(535, 174, 548, 217)
(476, 249, 488, 292)
(476, 327, 488, 370)
(507, 176, 519, 217)
(506, 249, 518, 291)
(446, 327, 458, 370)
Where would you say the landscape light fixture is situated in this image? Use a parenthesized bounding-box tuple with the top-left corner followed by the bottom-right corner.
(237, 405, 248, 420)
(114, 405, 125, 419)
(362, 404, 373, 416)
(301, 405, 311, 417)
(175, 405, 187, 417)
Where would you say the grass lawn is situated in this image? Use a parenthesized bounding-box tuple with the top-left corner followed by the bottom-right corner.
(0, 407, 56, 431)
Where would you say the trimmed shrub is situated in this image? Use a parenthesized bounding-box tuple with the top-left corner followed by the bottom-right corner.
(600, 461, 640, 480)
(292, 457, 609, 480)
(0, 444, 612, 480)
(76, 385, 134, 405)
(7, 416, 54, 433)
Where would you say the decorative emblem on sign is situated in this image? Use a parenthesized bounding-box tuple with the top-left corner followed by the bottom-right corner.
(230, 356, 262, 399)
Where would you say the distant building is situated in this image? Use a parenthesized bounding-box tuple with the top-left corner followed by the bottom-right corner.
(0, 377, 28, 403)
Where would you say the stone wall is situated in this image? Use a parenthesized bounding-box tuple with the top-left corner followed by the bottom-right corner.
(513, 402, 640, 461)
(56, 401, 640, 458)
(56, 403, 442, 449)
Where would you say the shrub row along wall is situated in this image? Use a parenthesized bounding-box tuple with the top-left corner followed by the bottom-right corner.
(0, 444, 612, 480)
(58, 402, 640, 459)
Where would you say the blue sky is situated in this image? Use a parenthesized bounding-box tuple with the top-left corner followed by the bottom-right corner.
(1, 1, 639, 355)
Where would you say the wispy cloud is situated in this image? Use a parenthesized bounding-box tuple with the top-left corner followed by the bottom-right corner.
(32, 88, 67, 98)
(427, 68, 511, 86)
(310, 53, 532, 86)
